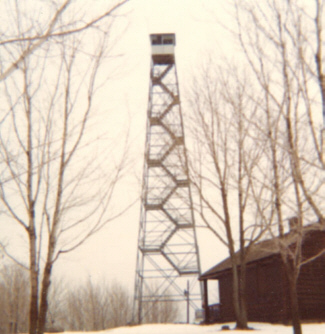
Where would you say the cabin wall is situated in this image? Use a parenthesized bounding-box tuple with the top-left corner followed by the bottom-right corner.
(217, 256, 289, 323)
(298, 231, 325, 321)
(215, 230, 325, 324)
(246, 258, 289, 323)
(218, 271, 235, 322)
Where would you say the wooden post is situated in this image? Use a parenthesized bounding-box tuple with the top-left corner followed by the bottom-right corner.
(203, 279, 210, 323)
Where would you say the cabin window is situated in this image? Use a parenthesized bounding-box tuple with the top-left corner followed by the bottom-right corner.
(151, 34, 175, 46)
(151, 35, 162, 45)
(163, 37, 174, 45)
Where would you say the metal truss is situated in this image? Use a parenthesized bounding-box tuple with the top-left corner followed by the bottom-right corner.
(133, 58, 202, 324)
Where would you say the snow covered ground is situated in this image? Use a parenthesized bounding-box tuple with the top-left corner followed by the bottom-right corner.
(61, 322, 325, 334)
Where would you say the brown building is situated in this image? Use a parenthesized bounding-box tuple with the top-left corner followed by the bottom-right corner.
(199, 224, 325, 324)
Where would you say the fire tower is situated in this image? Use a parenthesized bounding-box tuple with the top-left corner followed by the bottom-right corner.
(133, 34, 202, 323)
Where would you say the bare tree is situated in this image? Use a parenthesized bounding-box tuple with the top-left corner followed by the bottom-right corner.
(185, 61, 268, 329)
(46, 278, 67, 332)
(0, 263, 29, 334)
(141, 285, 180, 324)
(80, 279, 111, 331)
(315, 0, 325, 161)
(0, 1, 130, 334)
(107, 281, 133, 328)
(230, 1, 325, 333)
(0, 0, 129, 82)
(62, 285, 88, 331)
(144, 299, 180, 324)
(53, 278, 132, 331)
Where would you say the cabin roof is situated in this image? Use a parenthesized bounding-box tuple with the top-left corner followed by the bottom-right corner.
(200, 223, 325, 280)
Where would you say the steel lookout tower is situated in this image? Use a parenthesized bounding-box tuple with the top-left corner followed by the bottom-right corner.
(133, 33, 202, 324)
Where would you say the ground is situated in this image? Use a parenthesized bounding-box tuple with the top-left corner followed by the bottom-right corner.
(60, 322, 325, 334)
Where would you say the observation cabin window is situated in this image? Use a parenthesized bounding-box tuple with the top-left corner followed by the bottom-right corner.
(163, 37, 174, 45)
(150, 34, 175, 46)
(151, 36, 162, 45)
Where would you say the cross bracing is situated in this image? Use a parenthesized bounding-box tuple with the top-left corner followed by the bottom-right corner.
(133, 36, 202, 324)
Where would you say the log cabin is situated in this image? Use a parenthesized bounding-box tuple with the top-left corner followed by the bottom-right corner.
(199, 223, 325, 324)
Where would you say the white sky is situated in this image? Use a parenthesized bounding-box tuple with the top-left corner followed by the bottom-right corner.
(1, 2, 322, 328)
(53, 0, 233, 298)
(1, 0, 322, 315)
(9, 0, 321, 308)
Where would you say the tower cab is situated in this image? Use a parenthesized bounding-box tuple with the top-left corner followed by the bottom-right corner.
(150, 33, 176, 64)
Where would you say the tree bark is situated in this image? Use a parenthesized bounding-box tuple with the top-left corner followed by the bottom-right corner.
(286, 268, 302, 334)
(28, 227, 38, 334)
(237, 259, 248, 329)
(37, 261, 53, 334)
(221, 185, 247, 329)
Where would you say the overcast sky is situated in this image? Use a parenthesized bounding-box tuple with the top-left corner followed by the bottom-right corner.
(1, 0, 322, 315)
(49, 0, 235, 297)
(0, 0, 236, 300)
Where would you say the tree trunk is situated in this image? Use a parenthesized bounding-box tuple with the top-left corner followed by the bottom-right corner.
(237, 259, 248, 329)
(237, 158, 248, 330)
(37, 230, 58, 334)
(37, 261, 53, 334)
(29, 227, 38, 334)
(223, 196, 245, 328)
(230, 263, 242, 328)
(230, 258, 248, 329)
(285, 266, 302, 334)
(222, 186, 248, 329)
(289, 280, 302, 334)
(29, 271, 38, 334)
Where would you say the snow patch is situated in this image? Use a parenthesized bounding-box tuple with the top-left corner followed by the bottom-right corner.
(61, 322, 325, 334)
